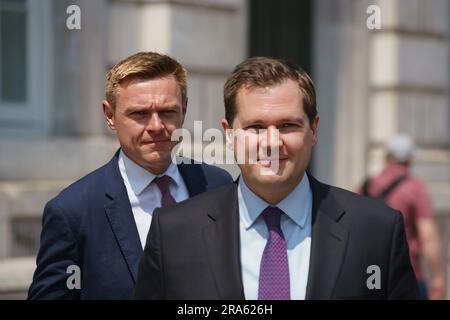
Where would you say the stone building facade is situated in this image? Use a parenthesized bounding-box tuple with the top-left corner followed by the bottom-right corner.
(0, 0, 449, 298)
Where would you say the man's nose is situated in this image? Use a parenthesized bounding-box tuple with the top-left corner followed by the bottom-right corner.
(147, 112, 164, 132)
(259, 126, 282, 156)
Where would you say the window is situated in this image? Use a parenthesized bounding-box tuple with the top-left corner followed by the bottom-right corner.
(249, 0, 312, 73)
(0, 0, 27, 104)
(0, 0, 52, 134)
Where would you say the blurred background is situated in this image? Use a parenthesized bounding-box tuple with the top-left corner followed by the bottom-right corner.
(0, 0, 449, 299)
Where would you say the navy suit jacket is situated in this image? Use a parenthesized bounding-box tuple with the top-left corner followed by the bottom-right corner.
(28, 151, 232, 299)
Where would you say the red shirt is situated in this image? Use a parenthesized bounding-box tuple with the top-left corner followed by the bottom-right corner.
(364, 164, 433, 280)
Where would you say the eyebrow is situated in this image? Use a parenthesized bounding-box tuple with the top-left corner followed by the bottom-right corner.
(124, 104, 181, 113)
(279, 117, 305, 124)
(159, 105, 182, 111)
(242, 117, 305, 126)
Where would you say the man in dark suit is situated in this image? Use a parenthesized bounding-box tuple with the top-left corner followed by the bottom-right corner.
(28, 52, 232, 299)
(134, 57, 419, 300)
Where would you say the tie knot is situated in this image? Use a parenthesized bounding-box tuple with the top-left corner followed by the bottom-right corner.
(153, 175, 173, 194)
(261, 206, 283, 230)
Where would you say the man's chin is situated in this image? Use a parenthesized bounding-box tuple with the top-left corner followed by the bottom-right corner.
(252, 166, 289, 183)
(255, 160, 288, 177)
(140, 151, 172, 166)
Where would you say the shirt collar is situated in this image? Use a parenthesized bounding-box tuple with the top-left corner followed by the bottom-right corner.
(238, 173, 312, 230)
(118, 150, 181, 196)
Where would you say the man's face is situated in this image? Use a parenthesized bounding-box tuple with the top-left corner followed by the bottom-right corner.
(103, 75, 186, 174)
(222, 79, 319, 197)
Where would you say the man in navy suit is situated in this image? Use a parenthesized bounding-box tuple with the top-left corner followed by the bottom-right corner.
(28, 52, 232, 299)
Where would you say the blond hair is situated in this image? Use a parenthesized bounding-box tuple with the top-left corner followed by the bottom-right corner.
(105, 52, 187, 109)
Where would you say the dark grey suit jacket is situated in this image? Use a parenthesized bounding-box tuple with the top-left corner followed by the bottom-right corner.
(135, 174, 419, 300)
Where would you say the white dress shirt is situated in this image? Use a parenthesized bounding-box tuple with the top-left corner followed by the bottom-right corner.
(118, 150, 190, 248)
(238, 174, 312, 300)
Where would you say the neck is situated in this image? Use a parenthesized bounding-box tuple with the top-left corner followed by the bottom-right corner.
(242, 173, 304, 205)
(258, 191, 290, 205)
(121, 150, 172, 175)
(387, 155, 411, 168)
(143, 162, 172, 175)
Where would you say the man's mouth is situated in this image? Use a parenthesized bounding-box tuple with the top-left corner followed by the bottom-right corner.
(257, 157, 288, 167)
(142, 139, 171, 145)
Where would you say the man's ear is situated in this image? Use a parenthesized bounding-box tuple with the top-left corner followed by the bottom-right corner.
(182, 98, 188, 117)
(311, 115, 320, 146)
(179, 98, 188, 126)
(102, 100, 116, 131)
(221, 118, 233, 147)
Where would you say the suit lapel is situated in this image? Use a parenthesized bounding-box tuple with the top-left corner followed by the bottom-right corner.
(102, 156, 207, 284)
(178, 161, 207, 197)
(198, 174, 349, 300)
(305, 174, 349, 299)
(203, 182, 245, 300)
(103, 151, 143, 283)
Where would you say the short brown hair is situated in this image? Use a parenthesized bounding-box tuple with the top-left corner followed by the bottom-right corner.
(105, 52, 187, 109)
(224, 57, 317, 125)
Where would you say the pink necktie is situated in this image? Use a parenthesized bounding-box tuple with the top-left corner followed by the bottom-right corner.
(153, 175, 176, 207)
(258, 206, 290, 300)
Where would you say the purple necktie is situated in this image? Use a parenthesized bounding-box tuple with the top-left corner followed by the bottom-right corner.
(153, 175, 176, 207)
(258, 206, 290, 300)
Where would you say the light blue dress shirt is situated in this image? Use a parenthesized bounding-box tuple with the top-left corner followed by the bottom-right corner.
(238, 174, 312, 300)
(118, 150, 189, 248)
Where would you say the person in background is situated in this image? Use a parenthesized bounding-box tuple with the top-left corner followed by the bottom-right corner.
(361, 134, 445, 299)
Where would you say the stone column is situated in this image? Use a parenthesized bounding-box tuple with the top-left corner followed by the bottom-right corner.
(52, 0, 109, 137)
(313, 0, 371, 189)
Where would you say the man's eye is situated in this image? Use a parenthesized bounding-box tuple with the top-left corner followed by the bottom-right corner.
(246, 125, 263, 130)
(161, 110, 176, 115)
(280, 123, 298, 129)
(132, 111, 147, 116)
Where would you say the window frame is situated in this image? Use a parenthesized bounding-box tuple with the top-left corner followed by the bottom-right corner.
(0, 0, 52, 134)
